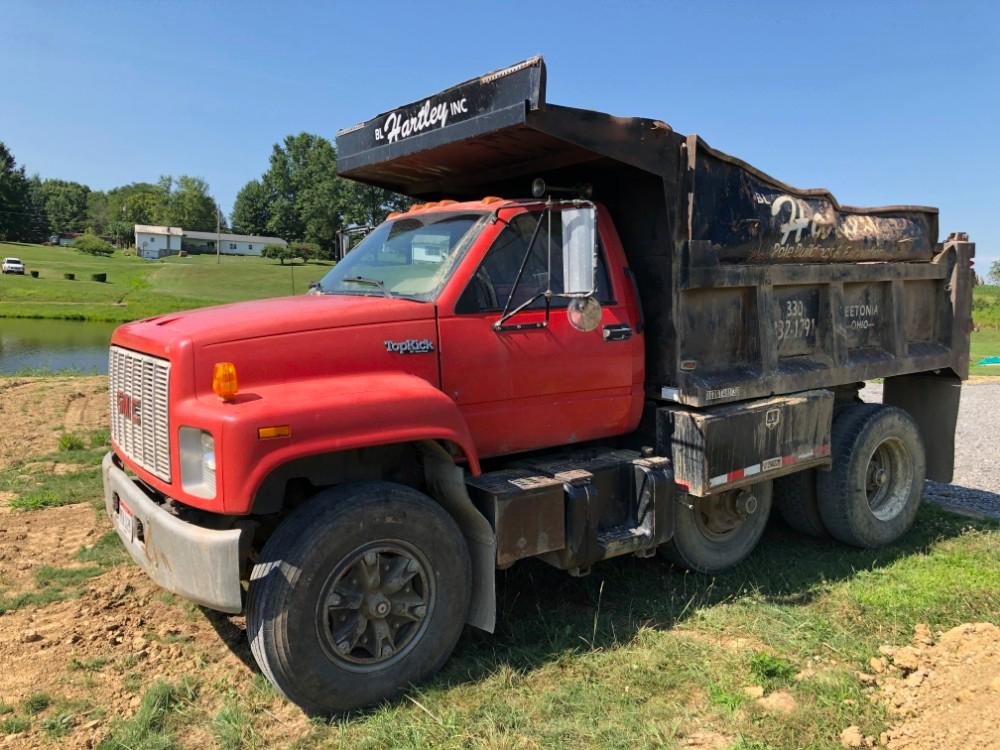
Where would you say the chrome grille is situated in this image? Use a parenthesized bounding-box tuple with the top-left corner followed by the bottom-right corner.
(108, 346, 171, 482)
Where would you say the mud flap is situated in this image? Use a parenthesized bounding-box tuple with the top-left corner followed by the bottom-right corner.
(883, 372, 961, 483)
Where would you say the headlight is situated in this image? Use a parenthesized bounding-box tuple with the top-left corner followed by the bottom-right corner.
(179, 427, 216, 499)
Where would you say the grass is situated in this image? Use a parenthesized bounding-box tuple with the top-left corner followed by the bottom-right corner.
(972, 283, 1000, 329)
(212, 696, 259, 750)
(0, 716, 31, 735)
(970, 326, 1000, 376)
(0, 531, 129, 615)
(0, 428, 108, 512)
(97, 679, 198, 750)
(748, 652, 797, 687)
(23, 693, 53, 714)
(0, 241, 331, 322)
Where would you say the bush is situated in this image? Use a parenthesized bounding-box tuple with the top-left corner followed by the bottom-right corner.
(288, 241, 320, 262)
(73, 234, 115, 256)
(262, 244, 292, 265)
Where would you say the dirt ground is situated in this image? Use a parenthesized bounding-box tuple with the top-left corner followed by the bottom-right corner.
(0, 376, 997, 749)
(0, 378, 313, 748)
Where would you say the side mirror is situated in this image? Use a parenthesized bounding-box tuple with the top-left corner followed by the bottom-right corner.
(561, 206, 597, 295)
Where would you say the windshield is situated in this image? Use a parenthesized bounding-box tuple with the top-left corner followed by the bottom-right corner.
(5, 258, 21, 264)
(318, 211, 488, 300)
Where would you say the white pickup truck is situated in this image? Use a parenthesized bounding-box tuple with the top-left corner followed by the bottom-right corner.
(1, 257, 25, 275)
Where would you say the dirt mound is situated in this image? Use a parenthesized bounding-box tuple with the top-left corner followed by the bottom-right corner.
(848, 623, 1000, 749)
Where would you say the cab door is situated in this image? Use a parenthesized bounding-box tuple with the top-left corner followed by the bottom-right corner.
(437, 206, 643, 458)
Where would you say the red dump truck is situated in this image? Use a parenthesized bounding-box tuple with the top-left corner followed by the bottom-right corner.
(102, 57, 975, 714)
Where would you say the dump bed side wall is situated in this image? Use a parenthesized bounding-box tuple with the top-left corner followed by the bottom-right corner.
(688, 138, 938, 264)
(656, 238, 975, 407)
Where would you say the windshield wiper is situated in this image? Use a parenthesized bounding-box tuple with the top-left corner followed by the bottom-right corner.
(341, 276, 392, 298)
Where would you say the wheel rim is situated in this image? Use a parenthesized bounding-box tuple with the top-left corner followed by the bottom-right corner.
(316, 540, 433, 672)
(865, 437, 913, 521)
(693, 489, 759, 541)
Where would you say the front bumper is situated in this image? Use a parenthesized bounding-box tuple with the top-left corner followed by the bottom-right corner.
(101, 452, 248, 613)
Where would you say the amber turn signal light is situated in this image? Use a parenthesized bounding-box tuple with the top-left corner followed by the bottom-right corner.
(257, 425, 291, 440)
(212, 362, 238, 401)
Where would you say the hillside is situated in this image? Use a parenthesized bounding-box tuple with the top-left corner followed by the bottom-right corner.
(0, 242, 330, 322)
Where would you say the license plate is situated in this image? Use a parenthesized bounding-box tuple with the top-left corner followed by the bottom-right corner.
(117, 499, 134, 542)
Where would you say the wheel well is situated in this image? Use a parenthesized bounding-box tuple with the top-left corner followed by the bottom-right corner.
(251, 440, 468, 516)
(248, 439, 497, 633)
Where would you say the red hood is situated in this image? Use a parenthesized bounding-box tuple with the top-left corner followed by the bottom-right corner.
(112, 294, 434, 355)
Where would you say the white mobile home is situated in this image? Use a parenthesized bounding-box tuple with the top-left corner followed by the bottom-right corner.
(134, 225, 286, 259)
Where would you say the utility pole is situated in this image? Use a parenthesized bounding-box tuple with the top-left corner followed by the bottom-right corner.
(216, 207, 222, 264)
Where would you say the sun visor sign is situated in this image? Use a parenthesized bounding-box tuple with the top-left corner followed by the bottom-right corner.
(337, 57, 546, 161)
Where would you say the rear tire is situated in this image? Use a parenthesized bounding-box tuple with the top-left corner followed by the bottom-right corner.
(773, 470, 828, 538)
(662, 481, 772, 574)
(817, 404, 925, 548)
(247, 481, 471, 715)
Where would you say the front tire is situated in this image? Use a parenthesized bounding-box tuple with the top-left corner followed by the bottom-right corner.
(247, 482, 471, 715)
(817, 404, 925, 548)
(662, 481, 772, 574)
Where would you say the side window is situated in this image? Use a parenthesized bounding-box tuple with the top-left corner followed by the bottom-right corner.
(457, 211, 613, 314)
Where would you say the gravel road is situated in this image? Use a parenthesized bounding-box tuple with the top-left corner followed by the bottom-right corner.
(863, 381, 1000, 519)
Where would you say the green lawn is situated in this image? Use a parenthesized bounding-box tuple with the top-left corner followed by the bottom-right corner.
(972, 283, 1000, 329)
(970, 326, 1000, 376)
(0, 242, 331, 322)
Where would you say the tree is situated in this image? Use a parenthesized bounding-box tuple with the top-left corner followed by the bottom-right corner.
(343, 184, 414, 227)
(38, 179, 90, 234)
(106, 220, 133, 248)
(989, 260, 1000, 286)
(98, 182, 168, 232)
(73, 233, 115, 256)
(233, 133, 414, 257)
(231, 179, 271, 235)
(86, 190, 109, 234)
(160, 175, 218, 231)
(0, 141, 48, 242)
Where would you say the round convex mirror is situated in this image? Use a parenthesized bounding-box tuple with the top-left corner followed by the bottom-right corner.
(567, 296, 602, 332)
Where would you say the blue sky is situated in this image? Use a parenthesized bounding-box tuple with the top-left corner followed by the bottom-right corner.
(2, 1, 997, 268)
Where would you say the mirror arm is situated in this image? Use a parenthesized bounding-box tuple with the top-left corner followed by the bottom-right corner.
(498, 206, 548, 322)
(493, 291, 548, 331)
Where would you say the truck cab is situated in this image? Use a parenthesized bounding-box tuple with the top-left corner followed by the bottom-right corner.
(102, 57, 974, 715)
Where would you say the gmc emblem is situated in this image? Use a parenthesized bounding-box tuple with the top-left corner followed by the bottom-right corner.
(116, 391, 142, 426)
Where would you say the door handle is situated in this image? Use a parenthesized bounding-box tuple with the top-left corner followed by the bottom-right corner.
(603, 324, 633, 342)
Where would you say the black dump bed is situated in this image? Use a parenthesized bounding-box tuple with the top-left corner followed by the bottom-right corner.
(337, 57, 974, 406)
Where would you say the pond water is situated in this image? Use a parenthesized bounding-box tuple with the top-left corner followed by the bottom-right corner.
(0, 318, 118, 374)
